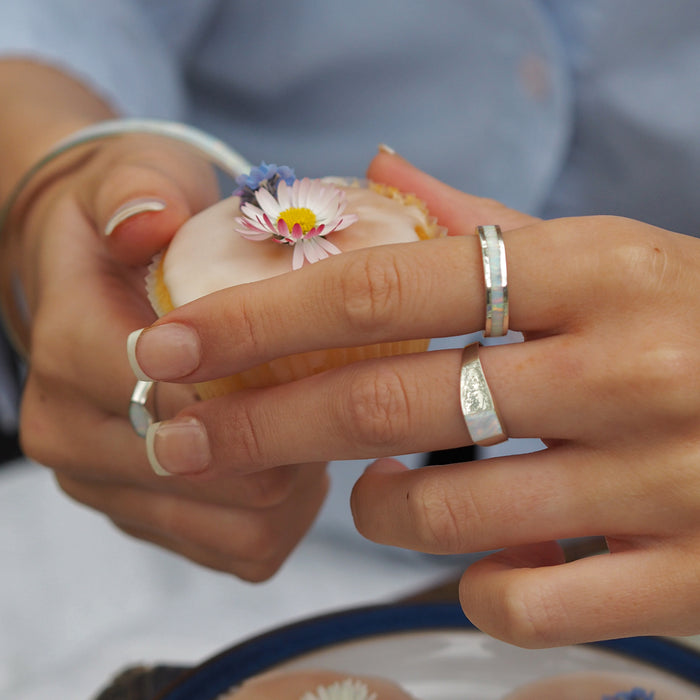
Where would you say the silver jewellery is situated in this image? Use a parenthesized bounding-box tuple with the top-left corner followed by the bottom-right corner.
(459, 342, 507, 446)
(0, 118, 252, 357)
(129, 380, 157, 438)
(477, 224, 509, 337)
(0, 118, 252, 439)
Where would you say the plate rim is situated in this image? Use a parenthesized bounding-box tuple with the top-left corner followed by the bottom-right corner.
(155, 601, 700, 699)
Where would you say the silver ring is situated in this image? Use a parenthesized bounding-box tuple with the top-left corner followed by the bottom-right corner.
(459, 342, 507, 446)
(477, 224, 509, 337)
(129, 380, 157, 438)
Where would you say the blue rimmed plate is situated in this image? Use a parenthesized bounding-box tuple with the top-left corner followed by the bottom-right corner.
(155, 602, 700, 699)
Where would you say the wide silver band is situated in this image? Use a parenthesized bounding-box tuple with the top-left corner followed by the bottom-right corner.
(129, 380, 157, 438)
(477, 224, 509, 337)
(459, 342, 507, 446)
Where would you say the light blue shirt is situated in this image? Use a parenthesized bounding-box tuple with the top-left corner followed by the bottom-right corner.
(3, 0, 700, 234)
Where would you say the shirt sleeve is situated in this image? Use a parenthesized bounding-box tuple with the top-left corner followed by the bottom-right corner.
(0, 0, 185, 119)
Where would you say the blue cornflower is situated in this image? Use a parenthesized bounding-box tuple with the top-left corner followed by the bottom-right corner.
(233, 161, 296, 206)
(602, 689, 655, 700)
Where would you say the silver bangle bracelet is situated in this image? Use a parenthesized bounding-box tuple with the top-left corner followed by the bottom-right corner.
(0, 118, 252, 356)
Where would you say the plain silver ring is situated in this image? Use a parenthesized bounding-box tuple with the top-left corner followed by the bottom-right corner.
(459, 342, 507, 446)
(477, 224, 509, 337)
(129, 379, 157, 438)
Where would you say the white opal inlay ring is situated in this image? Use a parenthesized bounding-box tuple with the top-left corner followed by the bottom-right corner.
(477, 224, 509, 337)
(459, 342, 507, 446)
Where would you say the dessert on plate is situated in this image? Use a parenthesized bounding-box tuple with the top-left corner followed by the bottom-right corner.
(217, 668, 417, 699)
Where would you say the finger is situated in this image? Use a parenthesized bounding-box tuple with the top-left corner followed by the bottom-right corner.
(349, 446, 690, 556)
(23, 379, 316, 509)
(114, 521, 284, 581)
(460, 540, 700, 647)
(25, 189, 202, 417)
(79, 135, 220, 265)
(59, 462, 329, 581)
(130, 217, 607, 384)
(141, 327, 683, 477)
(366, 149, 538, 234)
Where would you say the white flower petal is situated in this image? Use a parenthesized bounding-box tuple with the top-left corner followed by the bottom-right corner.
(292, 241, 306, 270)
(255, 187, 282, 218)
(276, 179, 292, 211)
(332, 214, 359, 232)
(299, 679, 377, 700)
(297, 177, 313, 206)
(306, 238, 326, 264)
(316, 236, 342, 256)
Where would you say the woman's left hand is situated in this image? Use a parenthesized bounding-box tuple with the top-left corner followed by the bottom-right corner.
(128, 150, 700, 647)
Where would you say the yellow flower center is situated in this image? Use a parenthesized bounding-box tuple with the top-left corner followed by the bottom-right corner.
(278, 207, 317, 233)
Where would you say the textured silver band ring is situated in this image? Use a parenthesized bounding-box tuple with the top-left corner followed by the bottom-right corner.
(477, 224, 509, 337)
(129, 380, 157, 438)
(459, 342, 507, 446)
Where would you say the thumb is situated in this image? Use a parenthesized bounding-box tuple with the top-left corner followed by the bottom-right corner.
(366, 149, 538, 235)
(82, 138, 220, 265)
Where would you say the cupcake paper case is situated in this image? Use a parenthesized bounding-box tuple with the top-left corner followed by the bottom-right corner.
(146, 163, 445, 400)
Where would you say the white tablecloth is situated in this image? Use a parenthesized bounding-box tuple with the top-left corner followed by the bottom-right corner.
(0, 458, 466, 700)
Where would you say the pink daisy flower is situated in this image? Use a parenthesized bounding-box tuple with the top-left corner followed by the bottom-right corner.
(235, 177, 358, 270)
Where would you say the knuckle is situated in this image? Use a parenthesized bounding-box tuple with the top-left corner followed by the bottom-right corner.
(629, 342, 698, 422)
(228, 523, 287, 581)
(590, 216, 670, 294)
(234, 556, 285, 583)
(406, 478, 471, 552)
(493, 578, 565, 648)
(19, 384, 64, 468)
(238, 467, 297, 508)
(93, 162, 151, 210)
(227, 402, 268, 470)
(229, 295, 266, 362)
(505, 582, 568, 649)
(29, 315, 71, 381)
(338, 252, 403, 333)
(344, 365, 412, 448)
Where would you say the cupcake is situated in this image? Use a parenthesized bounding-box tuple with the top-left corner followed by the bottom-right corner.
(502, 670, 698, 700)
(216, 668, 417, 699)
(146, 162, 444, 400)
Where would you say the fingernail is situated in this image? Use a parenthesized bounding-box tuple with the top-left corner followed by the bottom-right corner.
(127, 324, 200, 381)
(364, 457, 407, 475)
(104, 197, 166, 236)
(378, 143, 397, 155)
(146, 417, 211, 476)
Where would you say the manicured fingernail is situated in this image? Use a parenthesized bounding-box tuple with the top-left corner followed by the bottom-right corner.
(127, 324, 201, 381)
(378, 143, 397, 155)
(364, 457, 407, 475)
(104, 197, 166, 236)
(146, 417, 211, 476)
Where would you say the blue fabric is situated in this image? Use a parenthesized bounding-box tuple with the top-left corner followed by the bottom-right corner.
(1, 0, 700, 433)
(2, 1, 699, 233)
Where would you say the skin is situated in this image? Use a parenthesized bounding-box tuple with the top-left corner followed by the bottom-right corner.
(130, 151, 700, 648)
(2, 60, 328, 581)
(6, 61, 700, 648)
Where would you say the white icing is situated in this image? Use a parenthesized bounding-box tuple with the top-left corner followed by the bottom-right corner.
(162, 183, 430, 308)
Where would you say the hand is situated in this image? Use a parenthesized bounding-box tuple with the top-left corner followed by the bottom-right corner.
(128, 149, 700, 644)
(16, 133, 328, 581)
